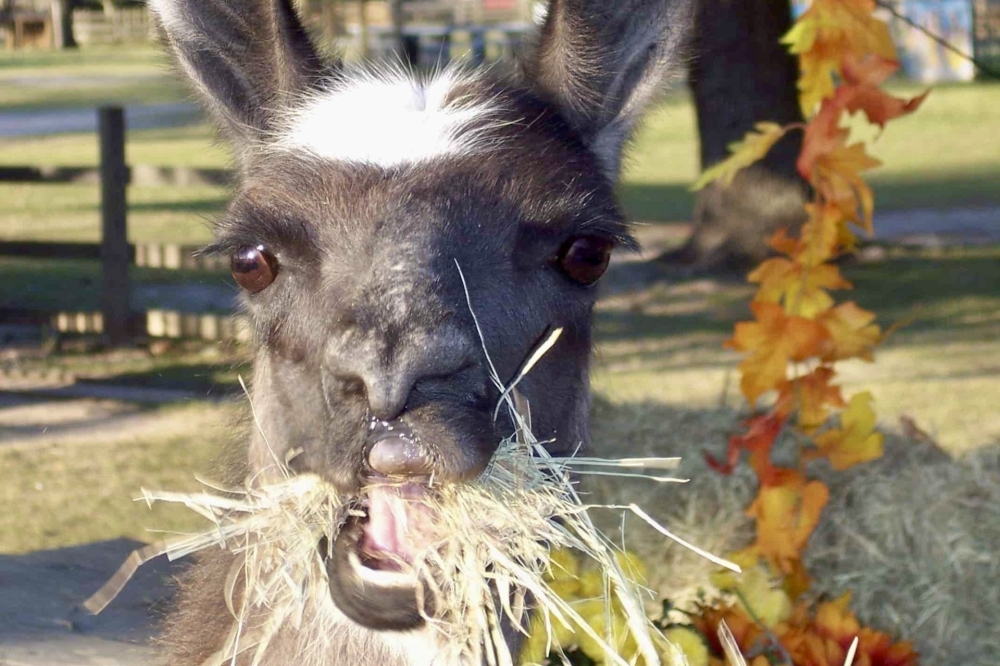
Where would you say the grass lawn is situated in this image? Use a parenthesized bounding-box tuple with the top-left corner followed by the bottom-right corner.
(0, 45, 186, 110)
(2, 47, 999, 244)
(0, 402, 237, 554)
(622, 81, 1000, 221)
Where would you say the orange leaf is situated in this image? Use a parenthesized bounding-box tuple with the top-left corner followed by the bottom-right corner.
(797, 95, 849, 181)
(818, 301, 882, 362)
(775, 366, 846, 433)
(812, 391, 884, 470)
(845, 85, 929, 129)
(783, 0, 897, 113)
(814, 142, 881, 233)
(781, 558, 813, 601)
(814, 592, 862, 641)
(768, 227, 801, 256)
(750, 260, 851, 319)
(727, 302, 830, 405)
(709, 413, 786, 482)
(746, 472, 829, 572)
(840, 52, 900, 87)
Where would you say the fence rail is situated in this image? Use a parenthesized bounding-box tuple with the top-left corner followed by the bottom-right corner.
(0, 240, 230, 271)
(0, 165, 231, 187)
(72, 8, 154, 46)
(1, 106, 240, 344)
(0, 307, 248, 342)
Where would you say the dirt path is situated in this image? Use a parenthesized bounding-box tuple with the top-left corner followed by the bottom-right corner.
(0, 539, 182, 666)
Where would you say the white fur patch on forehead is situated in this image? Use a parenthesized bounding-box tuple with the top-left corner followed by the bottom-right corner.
(274, 68, 502, 167)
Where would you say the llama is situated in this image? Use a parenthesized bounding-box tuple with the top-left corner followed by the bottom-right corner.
(148, 0, 691, 663)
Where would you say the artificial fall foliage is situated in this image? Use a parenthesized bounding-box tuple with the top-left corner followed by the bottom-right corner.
(688, 0, 925, 663)
(698, 0, 930, 574)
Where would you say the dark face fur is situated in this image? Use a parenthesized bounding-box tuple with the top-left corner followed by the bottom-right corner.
(150, 0, 690, 643)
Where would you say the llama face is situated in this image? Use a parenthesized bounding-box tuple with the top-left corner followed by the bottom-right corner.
(150, 0, 689, 644)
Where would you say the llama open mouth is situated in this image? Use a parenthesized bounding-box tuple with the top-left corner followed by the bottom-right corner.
(325, 481, 437, 630)
(356, 482, 435, 574)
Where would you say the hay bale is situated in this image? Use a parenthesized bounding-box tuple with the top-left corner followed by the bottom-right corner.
(810, 439, 1000, 666)
(587, 396, 1000, 664)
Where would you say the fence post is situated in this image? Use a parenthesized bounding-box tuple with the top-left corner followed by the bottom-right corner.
(99, 106, 131, 345)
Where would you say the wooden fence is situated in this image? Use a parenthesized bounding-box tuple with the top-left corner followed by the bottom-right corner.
(0, 107, 245, 345)
(72, 8, 154, 46)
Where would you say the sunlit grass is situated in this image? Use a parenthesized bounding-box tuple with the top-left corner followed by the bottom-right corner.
(0, 403, 235, 554)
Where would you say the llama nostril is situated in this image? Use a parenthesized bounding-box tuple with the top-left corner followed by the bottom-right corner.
(368, 436, 433, 477)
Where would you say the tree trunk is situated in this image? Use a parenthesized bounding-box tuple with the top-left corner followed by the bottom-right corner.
(358, 0, 370, 59)
(665, 0, 807, 271)
(50, 0, 77, 49)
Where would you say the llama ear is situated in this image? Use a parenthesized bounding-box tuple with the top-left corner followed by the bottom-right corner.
(148, 0, 331, 148)
(523, 0, 692, 181)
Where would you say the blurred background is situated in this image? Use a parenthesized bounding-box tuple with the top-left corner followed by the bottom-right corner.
(0, 1, 998, 662)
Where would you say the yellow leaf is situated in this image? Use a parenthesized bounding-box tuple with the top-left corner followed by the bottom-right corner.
(546, 547, 581, 582)
(797, 203, 843, 267)
(746, 473, 829, 572)
(661, 627, 709, 666)
(814, 142, 881, 233)
(578, 569, 605, 598)
(727, 302, 830, 405)
(692, 122, 788, 191)
(750, 260, 851, 320)
(818, 301, 882, 361)
(784, 0, 898, 114)
(733, 566, 794, 628)
(710, 551, 762, 591)
(813, 391, 885, 470)
(615, 550, 648, 586)
(520, 615, 553, 665)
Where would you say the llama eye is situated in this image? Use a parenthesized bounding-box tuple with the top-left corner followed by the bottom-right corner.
(231, 245, 278, 293)
(557, 236, 612, 286)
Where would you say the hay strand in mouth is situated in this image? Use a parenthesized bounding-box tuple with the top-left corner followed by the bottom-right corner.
(84, 266, 737, 666)
(85, 473, 350, 664)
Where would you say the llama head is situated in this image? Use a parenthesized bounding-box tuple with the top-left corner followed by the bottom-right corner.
(150, 0, 690, 638)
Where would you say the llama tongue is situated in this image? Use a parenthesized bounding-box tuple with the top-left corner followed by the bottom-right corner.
(362, 484, 428, 561)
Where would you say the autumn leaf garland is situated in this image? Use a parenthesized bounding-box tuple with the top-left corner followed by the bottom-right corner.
(688, 1, 925, 664)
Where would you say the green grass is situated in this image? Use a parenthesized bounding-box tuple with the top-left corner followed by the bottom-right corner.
(621, 82, 1000, 221)
(0, 403, 235, 554)
(0, 45, 188, 110)
(1, 82, 996, 246)
(0, 123, 231, 168)
(0, 183, 225, 243)
(0, 45, 166, 73)
(591, 244, 1000, 458)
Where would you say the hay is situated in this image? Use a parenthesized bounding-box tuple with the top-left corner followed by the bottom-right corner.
(586, 397, 1000, 664)
(85, 473, 351, 664)
(84, 419, 725, 666)
(84, 319, 738, 666)
(809, 438, 1000, 666)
